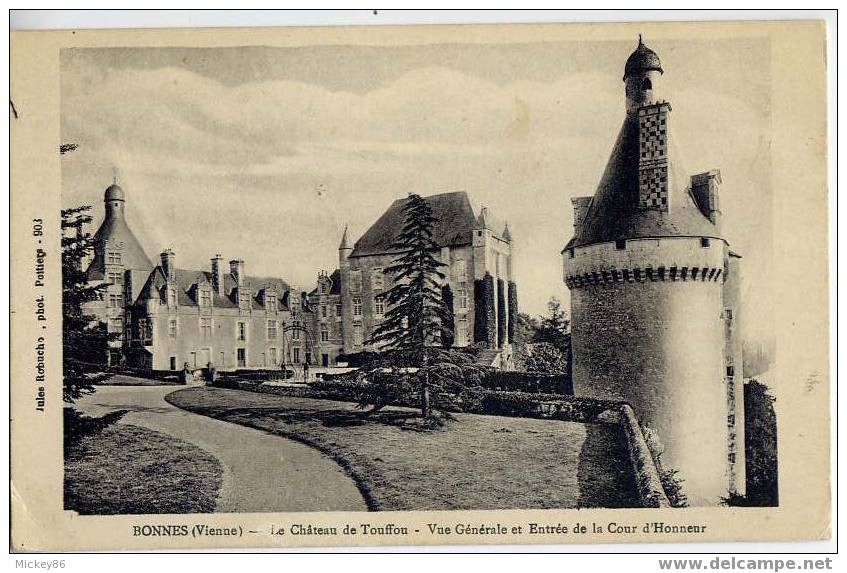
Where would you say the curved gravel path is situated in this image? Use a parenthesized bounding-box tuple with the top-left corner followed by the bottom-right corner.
(75, 382, 368, 513)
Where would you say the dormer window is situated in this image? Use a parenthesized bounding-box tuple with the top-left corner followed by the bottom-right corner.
(320, 281, 328, 295)
(265, 293, 277, 311)
(168, 287, 177, 307)
(107, 251, 122, 265)
(199, 289, 212, 308)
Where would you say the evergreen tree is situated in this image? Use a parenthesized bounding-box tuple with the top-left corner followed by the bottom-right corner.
(365, 193, 456, 416)
(62, 206, 115, 403)
(534, 296, 570, 352)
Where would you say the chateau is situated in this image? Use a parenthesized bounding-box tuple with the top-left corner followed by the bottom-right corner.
(84, 186, 516, 371)
(84, 183, 316, 371)
(562, 38, 745, 505)
(334, 191, 516, 366)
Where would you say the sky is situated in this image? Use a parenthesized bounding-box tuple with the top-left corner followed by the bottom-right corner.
(60, 36, 773, 345)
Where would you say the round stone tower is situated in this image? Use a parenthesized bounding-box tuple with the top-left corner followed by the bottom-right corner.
(563, 39, 740, 506)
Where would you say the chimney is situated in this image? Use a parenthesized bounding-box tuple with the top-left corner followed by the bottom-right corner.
(211, 254, 224, 293)
(637, 101, 672, 212)
(160, 249, 175, 279)
(229, 259, 245, 287)
(691, 170, 722, 225)
(571, 197, 593, 229)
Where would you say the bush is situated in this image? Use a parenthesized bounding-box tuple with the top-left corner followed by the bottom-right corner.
(64, 407, 128, 449)
(481, 369, 571, 395)
(743, 380, 779, 506)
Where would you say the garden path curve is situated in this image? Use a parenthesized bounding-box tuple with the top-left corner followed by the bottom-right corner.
(74, 382, 368, 513)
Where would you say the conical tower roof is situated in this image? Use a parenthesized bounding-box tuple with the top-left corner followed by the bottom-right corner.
(86, 183, 153, 279)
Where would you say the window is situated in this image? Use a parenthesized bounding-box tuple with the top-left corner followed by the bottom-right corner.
(458, 283, 469, 311)
(168, 318, 178, 337)
(321, 329, 329, 342)
(615, 239, 626, 250)
(320, 281, 328, 294)
(108, 293, 123, 308)
(267, 319, 277, 339)
(726, 365, 735, 378)
(199, 289, 212, 307)
(725, 309, 733, 320)
(728, 452, 736, 464)
(237, 348, 246, 368)
(352, 297, 362, 317)
(349, 270, 362, 293)
(641, 77, 652, 90)
(293, 347, 300, 364)
(335, 303, 342, 320)
(169, 357, 177, 371)
(109, 317, 123, 333)
(701, 237, 711, 248)
(200, 317, 212, 337)
(265, 293, 276, 310)
(107, 251, 122, 265)
(168, 287, 177, 307)
(374, 295, 385, 317)
(292, 321, 301, 341)
(568, 249, 574, 259)
(238, 292, 251, 311)
(237, 321, 247, 342)
(353, 324, 364, 347)
(454, 260, 466, 281)
(371, 268, 384, 290)
(321, 305, 328, 319)
(457, 317, 469, 345)
(108, 271, 123, 285)
(269, 347, 277, 365)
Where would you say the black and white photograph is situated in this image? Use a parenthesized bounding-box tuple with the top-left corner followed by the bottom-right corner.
(9, 14, 831, 553)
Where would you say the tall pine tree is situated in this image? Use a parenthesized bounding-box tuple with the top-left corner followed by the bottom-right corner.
(365, 194, 456, 416)
(62, 206, 115, 403)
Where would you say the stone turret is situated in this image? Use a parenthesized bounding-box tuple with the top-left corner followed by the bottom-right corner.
(562, 38, 742, 505)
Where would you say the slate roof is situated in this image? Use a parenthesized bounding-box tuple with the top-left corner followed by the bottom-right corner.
(564, 114, 720, 251)
(86, 215, 154, 280)
(350, 191, 483, 258)
(624, 37, 664, 79)
(137, 266, 292, 310)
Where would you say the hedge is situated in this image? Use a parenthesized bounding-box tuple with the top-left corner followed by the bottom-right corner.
(482, 370, 572, 395)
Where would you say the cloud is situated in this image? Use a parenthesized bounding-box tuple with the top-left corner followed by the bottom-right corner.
(61, 52, 772, 331)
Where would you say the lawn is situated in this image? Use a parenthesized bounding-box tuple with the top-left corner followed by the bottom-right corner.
(167, 387, 639, 511)
(64, 423, 223, 515)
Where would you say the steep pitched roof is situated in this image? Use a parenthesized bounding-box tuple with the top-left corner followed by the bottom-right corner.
(86, 215, 154, 280)
(350, 191, 479, 258)
(565, 114, 720, 250)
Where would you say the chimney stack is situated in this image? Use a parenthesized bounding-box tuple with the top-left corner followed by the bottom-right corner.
(160, 249, 175, 279)
(229, 259, 245, 287)
(211, 254, 224, 293)
(691, 170, 722, 225)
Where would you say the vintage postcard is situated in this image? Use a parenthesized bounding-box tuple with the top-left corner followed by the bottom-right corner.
(10, 19, 831, 551)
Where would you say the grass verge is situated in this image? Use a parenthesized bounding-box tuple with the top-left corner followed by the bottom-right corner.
(167, 387, 638, 511)
(64, 423, 223, 514)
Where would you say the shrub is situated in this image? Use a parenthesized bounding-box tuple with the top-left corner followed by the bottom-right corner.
(743, 380, 779, 506)
(64, 407, 128, 449)
(481, 369, 571, 395)
(522, 342, 570, 376)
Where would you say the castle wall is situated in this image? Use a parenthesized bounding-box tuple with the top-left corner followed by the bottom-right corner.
(565, 237, 730, 505)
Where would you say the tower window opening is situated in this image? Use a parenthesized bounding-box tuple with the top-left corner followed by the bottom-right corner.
(615, 239, 626, 250)
(641, 77, 652, 90)
(701, 237, 711, 248)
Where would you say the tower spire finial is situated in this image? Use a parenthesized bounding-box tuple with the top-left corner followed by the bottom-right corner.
(638, 33, 643, 46)
(112, 166, 117, 185)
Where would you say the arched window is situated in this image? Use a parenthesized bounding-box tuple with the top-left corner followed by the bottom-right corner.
(641, 77, 652, 90)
